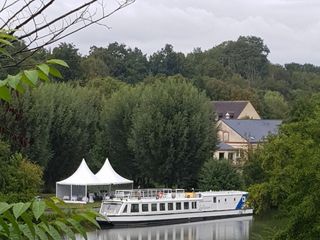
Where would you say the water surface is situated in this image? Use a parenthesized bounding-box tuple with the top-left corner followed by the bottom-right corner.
(83, 216, 253, 240)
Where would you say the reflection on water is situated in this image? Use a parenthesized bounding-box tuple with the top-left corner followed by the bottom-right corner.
(82, 216, 252, 240)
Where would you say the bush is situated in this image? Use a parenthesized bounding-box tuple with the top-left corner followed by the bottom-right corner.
(0, 141, 43, 202)
(199, 159, 243, 191)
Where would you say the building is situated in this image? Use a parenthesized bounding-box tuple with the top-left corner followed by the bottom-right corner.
(212, 101, 261, 120)
(214, 119, 282, 162)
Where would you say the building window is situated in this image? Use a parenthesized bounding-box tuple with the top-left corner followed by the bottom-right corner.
(218, 113, 223, 119)
(192, 202, 197, 209)
(228, 152, 234, 160)
(122, 204, 127, 213)
(229, 112, 234, 119)
(131, 204, 139, 213)
(219, 152, 225, 160)
(160, 203, 165, 211)
(213, 197, 216, 203)
(142, 204, 149, 212)
(168, 203, 173, 210)
(151, 203, 157, 212)
(176, 202, 181, 210)
(184, 202, 189, 210)
(223, 132, 229, 141)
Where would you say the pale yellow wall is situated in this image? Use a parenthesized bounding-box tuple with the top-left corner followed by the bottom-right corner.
(217, 121, 247, 143)
(238, 102, 261, 119)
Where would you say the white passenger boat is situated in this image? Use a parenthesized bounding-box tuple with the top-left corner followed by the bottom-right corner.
(97, 188, 253, 227)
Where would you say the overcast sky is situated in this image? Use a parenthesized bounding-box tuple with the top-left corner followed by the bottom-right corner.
(11, 0, 320, 65)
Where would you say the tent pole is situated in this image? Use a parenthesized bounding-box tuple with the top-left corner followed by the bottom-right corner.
(71, 185, 72, 201)
(85, 185, 87, 203)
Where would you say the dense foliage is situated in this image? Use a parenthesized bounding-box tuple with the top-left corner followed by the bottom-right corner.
(199, 159, 243, 191)
(246, 94, 320, 239)
(0, 198, 100, 239)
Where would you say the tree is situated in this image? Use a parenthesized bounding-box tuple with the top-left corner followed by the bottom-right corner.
(86, 43, 148, 84)
(149, 44, 186, 76)
(199, 159, 243, 191)
(262, 91, 288, 119)
(51, 43, 83, 81)
(218, 36, 270, 81)
(129, 76, 216, 188)
(248, 93, 320, 238)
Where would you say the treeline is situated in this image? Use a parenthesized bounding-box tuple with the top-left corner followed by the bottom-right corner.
(3, 36, 320, 119)
(0, 77, 215, 192)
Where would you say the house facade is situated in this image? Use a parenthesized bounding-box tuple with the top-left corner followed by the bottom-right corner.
(212, 101, 261, 120)
(214, 119, 282, 163)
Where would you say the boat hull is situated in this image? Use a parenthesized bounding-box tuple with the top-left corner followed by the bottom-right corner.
(98, 208, 253, 227)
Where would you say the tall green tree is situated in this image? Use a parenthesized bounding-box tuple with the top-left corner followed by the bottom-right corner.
(149, 44, 186, 76)
(129, 77, 216, 188)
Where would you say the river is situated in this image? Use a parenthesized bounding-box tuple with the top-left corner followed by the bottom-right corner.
(77, 213, 285, 240)
(77, 215, 283, 240)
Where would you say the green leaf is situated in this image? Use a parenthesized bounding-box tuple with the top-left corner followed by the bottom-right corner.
(0, 202, 12, 214)
(47, 225, 62, 240)
(13, 202, 31, 219)
(3, 211, 20, 234)
(24, 70, 39, 85)
(37, 64, 50, 75)
(66, 218, 87, 239)
(8, 227, 21, 240)
(15, 82, 25, 94)
(44, 199, 64, 217)
(21, 212, 35, 238)
(32, 201, 46, 221)
(6, 74, 21, 90)
(0, 216, 9, 235)
(75, 212, 100, 228)
(0, 86, 11, 101)
(47, 59, 69, 68)
(35, 225, 48, 240)
(0, 38, 13, 46)
(0, 48, 12, 59)
(49, 66, 63, 79)
(54, 220, 75, 240)
(0, 32, 16, 40)
(19, 224, 34, 240)
(38, 70, 50, 81)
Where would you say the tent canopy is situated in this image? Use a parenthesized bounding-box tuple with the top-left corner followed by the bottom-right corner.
(95, 158, 133, 185)
(57, 159, 99, 186)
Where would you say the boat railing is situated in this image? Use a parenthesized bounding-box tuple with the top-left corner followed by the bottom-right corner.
(114, 189, 186, 200)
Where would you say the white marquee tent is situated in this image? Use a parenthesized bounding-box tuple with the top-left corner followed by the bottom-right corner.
(56, 158, 133, 203)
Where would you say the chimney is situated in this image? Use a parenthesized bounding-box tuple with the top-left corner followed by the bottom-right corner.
(225, 112, 230, 119)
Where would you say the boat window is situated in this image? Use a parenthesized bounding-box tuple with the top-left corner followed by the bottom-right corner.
(234, 198, 236, 201)
(168, 203, 173, 210)
(225, 198, 227, 202)
(218, 199, 220, 203)
(142, 204, 149, 212)
(176, 202, 181, 210)
(213, 197, 216, 203)
(151, 203, 157, 211)
(184, 202, 189, 210)
(192, 202, 197, 209)
(131, 204, 139, 213)
(160, 203, 165, 211)
(101, 203, 122, 215)
(122, 204, 127, 213)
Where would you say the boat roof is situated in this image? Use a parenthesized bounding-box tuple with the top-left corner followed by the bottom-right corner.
(200, 191, 248, 196)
